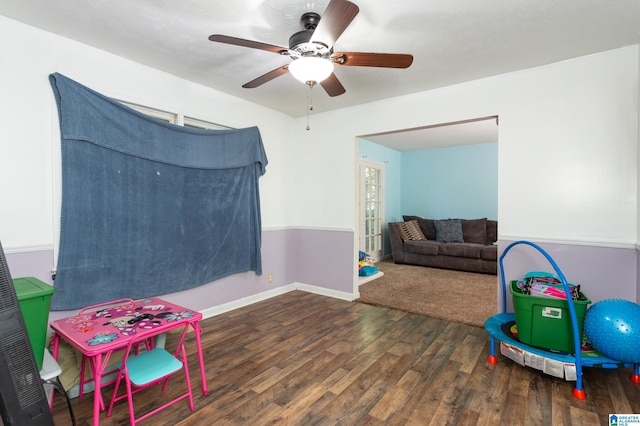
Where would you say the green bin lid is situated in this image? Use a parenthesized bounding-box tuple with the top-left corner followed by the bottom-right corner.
(13, 277, 56, 299)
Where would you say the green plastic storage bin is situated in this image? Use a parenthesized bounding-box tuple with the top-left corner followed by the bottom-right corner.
(510, 280, 591, 353)
(13, 277, 55, 370)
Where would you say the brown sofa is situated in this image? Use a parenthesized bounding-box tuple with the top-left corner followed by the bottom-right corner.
(388, 216, 498, 275)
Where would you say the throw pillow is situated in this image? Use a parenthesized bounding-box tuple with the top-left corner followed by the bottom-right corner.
(395, 220, 427, 242)
(403, 215, 436, 240)
(460, 218, 487, 245)
(434, 219, 464, 243)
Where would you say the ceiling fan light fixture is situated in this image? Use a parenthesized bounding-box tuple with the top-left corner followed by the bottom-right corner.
(288, 56, 334, 85)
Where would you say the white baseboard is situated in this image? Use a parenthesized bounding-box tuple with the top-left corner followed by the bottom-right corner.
(199, 282, 356, 320)
(200, 284, 296, 319)
(201, 283, 356, 319)
(293, 282, 355, 302)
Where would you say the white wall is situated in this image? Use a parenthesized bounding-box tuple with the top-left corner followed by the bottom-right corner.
(294, 46, 639, 248)
(0, 15, 295, 253)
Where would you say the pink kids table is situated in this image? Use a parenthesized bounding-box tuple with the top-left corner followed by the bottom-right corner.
(49, 297, 207, 426)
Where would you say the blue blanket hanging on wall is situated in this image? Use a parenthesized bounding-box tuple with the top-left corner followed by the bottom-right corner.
(49, 73, 268, 310)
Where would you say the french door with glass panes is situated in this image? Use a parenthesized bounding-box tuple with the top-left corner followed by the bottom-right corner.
(359, 159, 385, 261)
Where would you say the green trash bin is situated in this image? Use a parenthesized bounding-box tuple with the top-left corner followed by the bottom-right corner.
(13, 277, 55, 370)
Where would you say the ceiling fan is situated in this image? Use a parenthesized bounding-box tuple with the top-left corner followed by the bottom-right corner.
(208, 0, 413, 97)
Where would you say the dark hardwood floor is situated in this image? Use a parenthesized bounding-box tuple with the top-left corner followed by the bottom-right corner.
(52, 290, 639, 425)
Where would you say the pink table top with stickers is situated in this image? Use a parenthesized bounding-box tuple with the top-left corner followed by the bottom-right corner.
(49, 297, 207, 426)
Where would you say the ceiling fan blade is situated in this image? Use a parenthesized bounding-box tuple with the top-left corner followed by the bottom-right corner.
(242, 65, 289, 88)
(331, 52, 413, 68)
(310, 0, 359, 48)
(209, 34, 289, 55)
(320, 73, 346, 97)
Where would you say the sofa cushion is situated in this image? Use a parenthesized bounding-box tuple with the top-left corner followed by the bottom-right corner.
(459, 218, 486, 244)
(395, 220, 426, 241)
(434, 219, 464, 243)
(438, 243, 483, 259)
(486, 220, 498, 245)
(481, 245, 498, 261)
(404, 240, 440, 256)
(403, 215, 436, 240)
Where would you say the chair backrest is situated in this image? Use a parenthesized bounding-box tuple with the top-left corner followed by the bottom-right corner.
(119, 322, 189, 374)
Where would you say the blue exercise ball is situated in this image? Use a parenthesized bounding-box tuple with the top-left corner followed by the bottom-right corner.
(584, 299, 640, 364)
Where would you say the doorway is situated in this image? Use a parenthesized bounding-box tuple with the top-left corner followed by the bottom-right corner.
(359, 159, 385, 262)
(355, 116, 498, 298)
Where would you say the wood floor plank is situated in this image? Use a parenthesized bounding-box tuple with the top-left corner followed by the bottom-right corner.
(288, 390, 337, 426)
(333, 379, 390, 424)
(323, 352, 401, 421)
(551, 380, 573, 425)
(454, 407, 481, 426)
(368, 368, 422, 422)
(427, 386, 473, 426)
(607, 372, 634, 414)
(568, 405, 601, 425)
(406, 360, 464, 424)
(469, 388, 502, 426)
(449, 333, 486, 375)
(497, 391, 529, 425)
(524, 371, 553, 425)
(506, 358, 535, 397)
(616, 368, 640, 414)
(264, 384, 331, 425)
(52, 290, 640, 426)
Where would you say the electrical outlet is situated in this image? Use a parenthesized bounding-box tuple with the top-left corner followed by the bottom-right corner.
(268, 273, 273, 283)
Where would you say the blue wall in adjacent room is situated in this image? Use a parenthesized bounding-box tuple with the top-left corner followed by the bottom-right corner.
(401, 143, 498, 220)
(359, 140, 498, 257)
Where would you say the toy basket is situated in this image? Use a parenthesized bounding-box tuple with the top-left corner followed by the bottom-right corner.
(510, 280, 590, 353)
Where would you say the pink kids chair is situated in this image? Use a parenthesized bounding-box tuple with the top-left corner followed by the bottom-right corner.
(106, 324, 194, 425)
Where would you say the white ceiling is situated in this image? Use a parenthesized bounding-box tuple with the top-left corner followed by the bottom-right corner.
(362, 116, 499, 151)
(1, 0, 639, 149)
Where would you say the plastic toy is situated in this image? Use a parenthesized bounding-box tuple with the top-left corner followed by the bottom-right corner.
(484, 240, 640, 400)
(358, 250, 378, 276)
(584, 299, 640, 364)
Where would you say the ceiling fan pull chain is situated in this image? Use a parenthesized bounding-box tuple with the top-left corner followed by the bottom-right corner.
(306, 84, 314, 130)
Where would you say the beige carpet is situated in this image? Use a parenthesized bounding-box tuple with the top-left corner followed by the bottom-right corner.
(357, 259, 498, 327)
